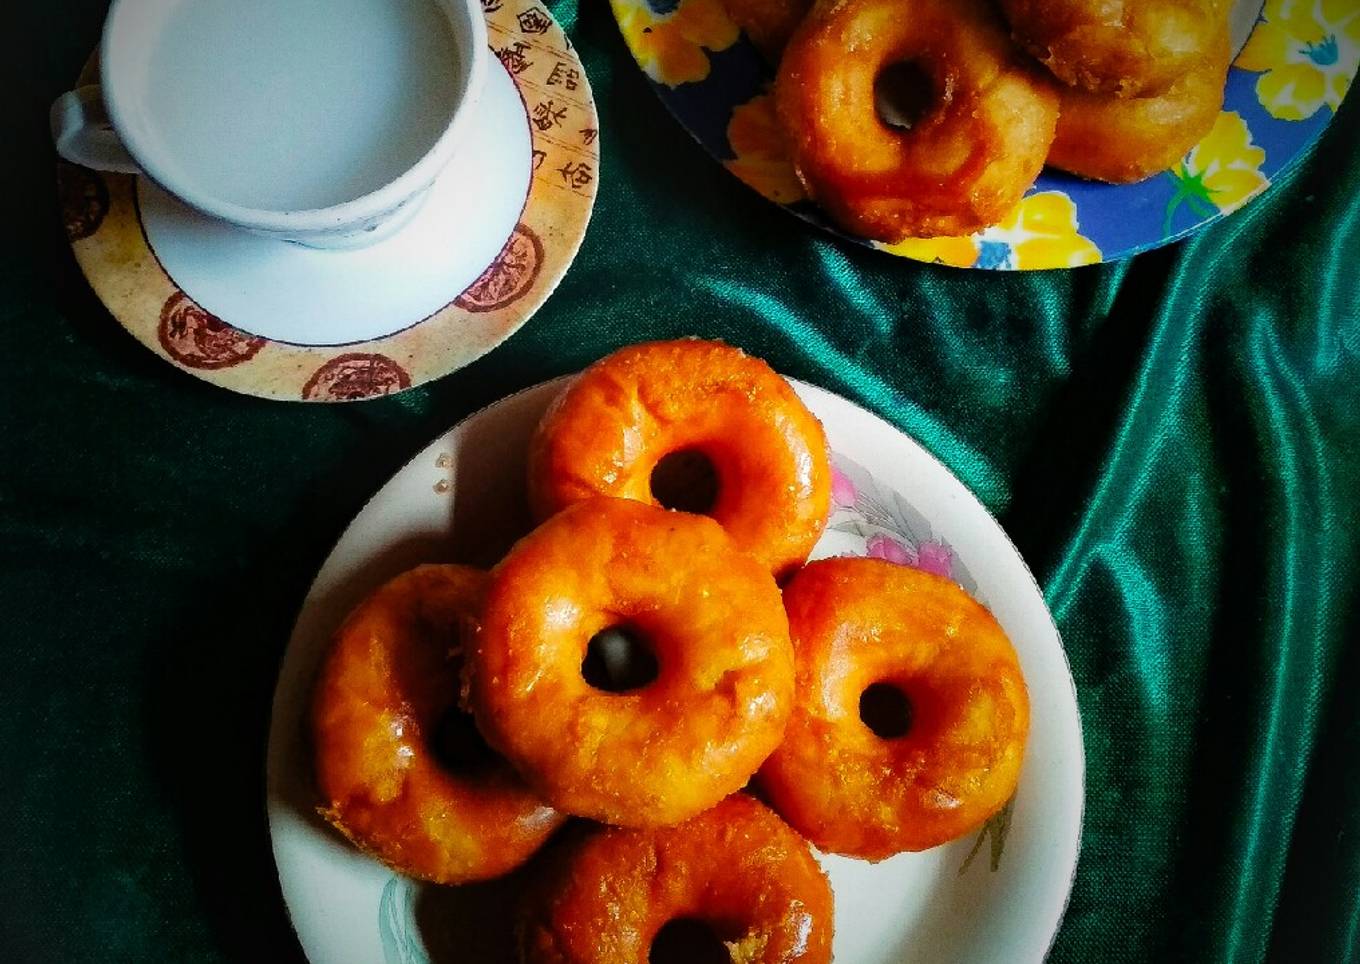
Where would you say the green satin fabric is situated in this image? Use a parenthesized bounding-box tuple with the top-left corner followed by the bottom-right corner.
(4, 0, 1359, 960)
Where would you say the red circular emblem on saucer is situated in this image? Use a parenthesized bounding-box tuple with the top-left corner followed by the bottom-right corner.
(157, 291, 266, 370)
(302, 353, 412, 401)
(58, 162, 110, 242)
(454, 224, 544, 312)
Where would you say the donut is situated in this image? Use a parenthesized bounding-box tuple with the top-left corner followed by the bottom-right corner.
(468, 497, 795, 828)
(311, 564, 564, 884)
(775, 0, 1059, 241)
(759, 557, 1029, 858)
(527, 340, 831, 580)
(1000, 0, 1224, 98)
(1047, 20, 1229, 183)
(519, 794, 834, 963)
(719, 0, 811, 60)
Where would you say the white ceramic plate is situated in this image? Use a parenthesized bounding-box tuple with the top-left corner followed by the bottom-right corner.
(266, 377, 1085, 963)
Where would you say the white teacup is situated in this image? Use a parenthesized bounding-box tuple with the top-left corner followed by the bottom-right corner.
(51, 0, 488, 249)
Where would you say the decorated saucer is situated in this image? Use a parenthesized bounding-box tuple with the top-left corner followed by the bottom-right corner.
(609, 0, 1357, 268)
(60, 0, 598, 401)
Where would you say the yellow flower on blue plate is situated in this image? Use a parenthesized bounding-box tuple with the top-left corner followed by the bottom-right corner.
(1164, 112, 1269, 233)
(878, 194, 1099, 270)
(611, 0, 739, 87)
(723, 93, 806, 204)
(973, 193, 1102, 271)
(877, 234, 982, 269)
(1237, 0, 1360, 120)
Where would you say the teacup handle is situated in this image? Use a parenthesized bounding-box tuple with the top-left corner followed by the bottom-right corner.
(50, 86, 140, 174)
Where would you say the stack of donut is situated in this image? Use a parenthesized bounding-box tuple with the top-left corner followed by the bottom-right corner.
(732, 0, 1231, 241)
(310, 340, 1031, 963)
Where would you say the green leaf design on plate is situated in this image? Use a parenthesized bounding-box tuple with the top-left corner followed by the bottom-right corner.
(379, 876, 431, 964)
(959, 797, 1015, 876)
(828, 518, 879, 539)
(1162, 164, 1220, 237)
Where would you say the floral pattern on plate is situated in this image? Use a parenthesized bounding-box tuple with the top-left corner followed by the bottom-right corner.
(1163, 111, 1270, 234)
(826, 454, 981, 602)
(612, 0, 738, 85)
(1237, 0, 1360, 120)
(379, 876, 430, 964)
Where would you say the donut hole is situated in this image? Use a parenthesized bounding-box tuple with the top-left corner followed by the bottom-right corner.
(874, 60, 935, 131)
(650, 918, 729, 964)
(650, 448, 720, 515)
(860, 681, 913, 739)
(431, 706, 500, 776)
(582, 625, 659, 693)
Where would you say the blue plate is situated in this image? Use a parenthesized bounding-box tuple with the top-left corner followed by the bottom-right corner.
(609, 0, 1358, 268)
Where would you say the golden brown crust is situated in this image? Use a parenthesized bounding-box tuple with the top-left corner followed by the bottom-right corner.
(1000, 0, 1225, 98)
(720, 0, 812, 60)
(775, 0, 1059, 241)
(310, 564, 565, 884)
(527, 339, 831, 580)
(519, 795, 834, 963)
(759, 557, 1030, 858)
(1047, 20, 1229, 183)
(469, 498, 795, 828)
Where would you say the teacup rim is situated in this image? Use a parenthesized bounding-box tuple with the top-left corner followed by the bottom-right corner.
(98, 0, 489, 234)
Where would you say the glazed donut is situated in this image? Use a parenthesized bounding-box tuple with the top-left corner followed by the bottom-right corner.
(528, 339, 831, 580)
(775, 0, 1059, 241)
(468, 497, 795, 828)
(311, 565, 564, 884)
(519, 794, 834, 963)
(1047, 21, 1229, 183)
(1000, 0, 1224, 97)
(760, 557, 1029, 858)
(719, 0, 811, 60)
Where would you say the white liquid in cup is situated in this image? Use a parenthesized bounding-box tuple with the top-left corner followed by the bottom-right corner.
(138, 0, 462, 212)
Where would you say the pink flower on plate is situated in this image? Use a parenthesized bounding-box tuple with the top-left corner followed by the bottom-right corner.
(831, 466, 858, 509)
(913, 540, 954, 579)
(866, 533, 912, 565)
(865, 534, 955, 580)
